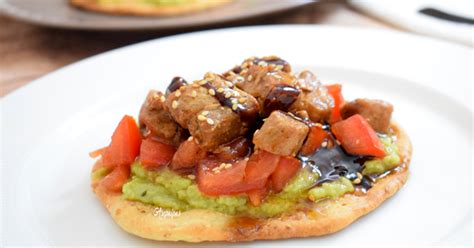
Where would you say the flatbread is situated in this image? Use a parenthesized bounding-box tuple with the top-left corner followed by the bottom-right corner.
(91, 122, 412, 242)
(69, 0, 231, 16)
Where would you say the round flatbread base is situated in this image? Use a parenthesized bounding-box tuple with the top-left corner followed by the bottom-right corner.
(91, 122, 412, 242)
(70, 0, 231, 16)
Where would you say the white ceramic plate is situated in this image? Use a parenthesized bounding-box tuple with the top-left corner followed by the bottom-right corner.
(2, 25, 472, 246)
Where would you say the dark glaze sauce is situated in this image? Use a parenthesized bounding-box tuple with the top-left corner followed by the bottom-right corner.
(201, 81, 259, 127)
(252, 57, 290, 72)
(166, 77, 187, 94)
(298, 145, 362, 185)
(263, 85, 300, 116)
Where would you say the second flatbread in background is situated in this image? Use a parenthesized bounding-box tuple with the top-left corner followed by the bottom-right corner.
(69, 0, 232, 16)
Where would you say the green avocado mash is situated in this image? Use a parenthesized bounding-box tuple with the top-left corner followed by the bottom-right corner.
(99, 136, 400, 218)
(122, 162, 351, 218)
(362, 136, 401, 175)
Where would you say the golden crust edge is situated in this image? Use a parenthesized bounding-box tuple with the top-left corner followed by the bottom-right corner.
(91, 121, 412, 242)
(69, 0, 231, 16)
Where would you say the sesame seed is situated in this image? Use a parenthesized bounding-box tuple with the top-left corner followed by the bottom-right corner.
(225, 81, 233, 87)
(208, 89, 216, 96)
(273, 74, 282, 79)
(244, 157, 249, 161)
(188, 136, 194, 141)
(238, 97, 246, 103)
(205, 72, 215, 79)
(321, 141, 328, 147)
(258, 61, 268, 66)
(225, 92, 232, 98)
(353, 178, 362, 184)
(199, 80, 207, 85)
(233, 91, 240, 97)
(159, 95, 166, 102)
(232, 103, 238, 110)
(275, 65, 284, 70)
(187, 174, 196, 180)
(247, 75, 253, 81)
(191, 90, 197, 97)
(217, 87, 225, 93)
(171, 100, 179, 109)
(236, 76, 245, 82)
(175, 91, 181, 97)
(201, 110, 209, 116)
(197, 115, 207, 121)
(219, 163, 226, 168)
(225, 163, 232, 169)
(206, 118, 214, 125)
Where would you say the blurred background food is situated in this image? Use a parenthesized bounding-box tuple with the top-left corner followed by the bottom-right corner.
(0, 0, 472, 97)
(69, 0, 233, 16)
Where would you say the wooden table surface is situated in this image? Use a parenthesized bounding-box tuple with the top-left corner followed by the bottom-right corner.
(0, 1, 396, 97)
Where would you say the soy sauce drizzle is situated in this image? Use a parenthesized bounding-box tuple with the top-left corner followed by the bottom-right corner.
(252, 58, 290, 72)
(167, 77, 187, 94)
(298, 145, 362, 185)
(263, 84, 300, 117)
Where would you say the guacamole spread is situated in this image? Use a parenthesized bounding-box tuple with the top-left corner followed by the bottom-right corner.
(362, 136, 401, 175)
(91, 136, 400, 218)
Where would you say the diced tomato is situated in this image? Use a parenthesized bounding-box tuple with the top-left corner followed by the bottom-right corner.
(197, 159, 263, 195)
(140, 138, 176, 169)
(247, 182, 270, 206)
(89, 147, 106, 158)
(300, 125, 328, 155)
(244, 150, 280, 186)
(271, 156, 301, 192)
(101, 115, 142, 169)
(331, 114, 385, 157)
(100, 164, 130, 192)
(171, 139, 207, 170)
(326, 84, 344, 124)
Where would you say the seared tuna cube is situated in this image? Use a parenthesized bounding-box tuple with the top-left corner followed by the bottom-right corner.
(139, 90, 187, 146)
(188, 105, 244, 150)
(253, 111, 309, 156)
(289, 81, 333, 123)
(341, 99, 393, 133)
(166, 73, 255, 150)
(225, 56, 296, 103)
(165, 82, 221, 129)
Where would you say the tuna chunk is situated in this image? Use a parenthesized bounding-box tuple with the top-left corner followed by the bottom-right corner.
(188, 105, 245, 150)
(165, 73, 257, 150)
(165, 83, 220, 129)
(226, 56, 296, 106)
(289, 82, 334, 123)
(341, 98, 393, 133)
(253, 111, 309, 156)
(139, 90, 187, 146)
